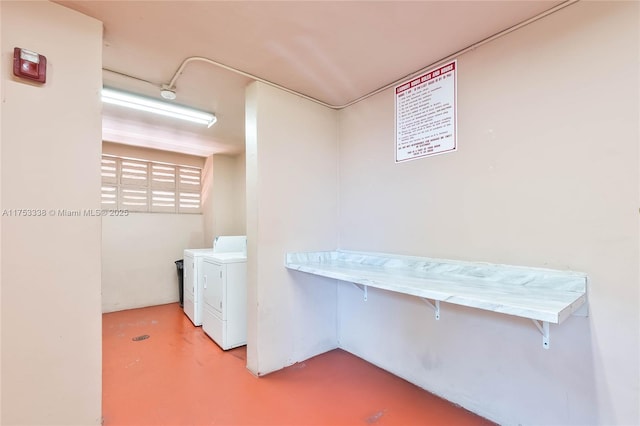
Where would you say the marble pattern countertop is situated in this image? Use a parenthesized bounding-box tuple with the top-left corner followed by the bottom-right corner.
(285, 250, 587, 324)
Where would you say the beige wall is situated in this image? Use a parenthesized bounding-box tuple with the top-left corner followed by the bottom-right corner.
(202, 153, 246, 246)
(234, 152, 246, 236)
(101, 142, 206, 313)
(245, 81, 338, 375)
(0, 2, 103, 424)
(0, 6, 3, 421)
(336, 2, 638, 424)
(0, 2, 4, 419)
(102, 213, 204, 313)
(103, 141, 205, 168)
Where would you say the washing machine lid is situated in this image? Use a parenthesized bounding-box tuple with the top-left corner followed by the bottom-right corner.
(205, 252, 247, 263)
(184, 248, 215, 257)
(213, 236, 247, 255)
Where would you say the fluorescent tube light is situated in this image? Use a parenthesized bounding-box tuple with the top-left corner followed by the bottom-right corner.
(101, 87, 217, 128)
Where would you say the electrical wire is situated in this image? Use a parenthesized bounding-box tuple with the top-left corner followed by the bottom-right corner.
(102, 68, 160, 88)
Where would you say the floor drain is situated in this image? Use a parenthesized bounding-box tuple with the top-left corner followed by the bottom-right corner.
(132, 335, 150, 341)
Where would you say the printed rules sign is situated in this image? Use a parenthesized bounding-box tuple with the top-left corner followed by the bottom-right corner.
(395, 60, 457, 162)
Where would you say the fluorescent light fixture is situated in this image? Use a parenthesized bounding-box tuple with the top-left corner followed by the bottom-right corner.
(101, 87, 217, 128)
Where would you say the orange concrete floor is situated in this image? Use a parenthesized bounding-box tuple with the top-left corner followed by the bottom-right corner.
(103, 303, 494, 426)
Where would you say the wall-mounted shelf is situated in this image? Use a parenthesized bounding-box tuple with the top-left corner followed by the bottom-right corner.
(285, 250, 588, 349)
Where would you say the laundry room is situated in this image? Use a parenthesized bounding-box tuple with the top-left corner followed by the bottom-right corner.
(1, 1, 638, 426)
(100, 142, 246, 313)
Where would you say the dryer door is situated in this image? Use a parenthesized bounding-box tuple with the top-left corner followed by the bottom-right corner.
(203, 261, 225, 319)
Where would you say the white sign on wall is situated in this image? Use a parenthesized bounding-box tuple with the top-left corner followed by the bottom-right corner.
(395, 60, 457, 163)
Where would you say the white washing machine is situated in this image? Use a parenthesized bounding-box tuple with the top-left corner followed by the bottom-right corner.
(183, 248, 214, 326)
(202, 252, 247, 350)
(183, 236, 246, 327)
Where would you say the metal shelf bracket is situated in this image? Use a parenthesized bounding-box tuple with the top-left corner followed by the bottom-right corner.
(422, 298, 440, 320)
(352, 283, 368, 301)
(532, 319, 550, 349)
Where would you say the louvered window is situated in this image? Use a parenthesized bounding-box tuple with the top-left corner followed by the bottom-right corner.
(100, 156, 118, 208)
(178, 166, 202, 213)
(101, 154, 201, 214)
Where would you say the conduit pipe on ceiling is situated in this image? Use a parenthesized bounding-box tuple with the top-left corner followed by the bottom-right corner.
(105, 0, 578, 111)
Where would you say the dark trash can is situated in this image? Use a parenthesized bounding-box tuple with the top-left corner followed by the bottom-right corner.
(175, 259, 184, 307)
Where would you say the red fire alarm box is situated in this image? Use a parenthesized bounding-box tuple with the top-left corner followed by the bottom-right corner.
(13, 47, 46, 83)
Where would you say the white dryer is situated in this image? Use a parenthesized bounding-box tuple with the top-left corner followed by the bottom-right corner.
(213, 235, 247, 254)
(202, 252, 247, 350)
